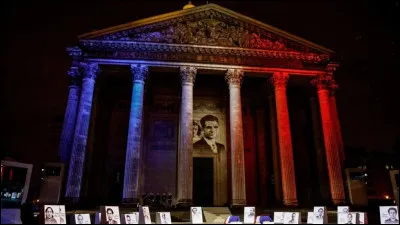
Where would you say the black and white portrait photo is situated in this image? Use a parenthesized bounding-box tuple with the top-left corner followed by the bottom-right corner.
(193, 115, 226, 154)
(123, 213, 138, 224)
(244, 207, 256, 224)
(284, 212, 300, 224)
(313, 207, 326, 224)
(100, 206, 121, 224)
(74, 214, 91, 224)
(338, 213, 355, 224)
(43, 205, 66, 224)
(380, 206, 399, 224)
(157, 212, 172, 224)
(273, 212, 284, 224)
(190, 207, 203, 224)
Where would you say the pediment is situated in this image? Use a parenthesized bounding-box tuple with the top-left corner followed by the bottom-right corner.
(79, 4, 334, 55)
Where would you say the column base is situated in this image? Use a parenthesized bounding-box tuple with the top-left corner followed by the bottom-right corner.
(283, 199, 298, 206)
(177, 199, 193, 207)
(230, 199, 246, 207)
(332, 199, 346, 205)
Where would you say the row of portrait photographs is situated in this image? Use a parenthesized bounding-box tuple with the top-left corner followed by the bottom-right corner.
(100, 206, 121, 224)
(190, 207, 204, 224)
(73, 214, 91, 224)
(273, 212, 300, 224)
(43, 205, 66, 224)
(156, 212, 172, 224)
(244, 207, 256, 223)
(139, 206, 152, 224)
(380, 206, 399, 224)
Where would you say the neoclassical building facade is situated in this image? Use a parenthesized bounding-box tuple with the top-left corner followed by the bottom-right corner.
(59, 3, 346, 207)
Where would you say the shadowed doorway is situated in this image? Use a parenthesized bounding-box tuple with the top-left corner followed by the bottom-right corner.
(193, 157, 214, 206)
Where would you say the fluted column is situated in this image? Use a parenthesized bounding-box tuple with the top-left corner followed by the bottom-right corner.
(122, 64, 148, 203)
(329, 83, 345, 166)
(269, 72, 297, 206)
(226, 69, 246, 206)
(311, 74, 345, 205)
(177, 66, 196, 206)
(59, 67, 81, 164)
(65, 62, 99, 201)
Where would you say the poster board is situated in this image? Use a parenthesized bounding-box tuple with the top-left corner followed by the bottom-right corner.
(121, 213, 139, 224)
(156, 212, 172, 224)
(244, 207, 256, 224)
(312, 206, 327, 224)
(72, 214, 91, 224)
(190, 207, 204, 224)
(306, 212, 313, 224)
(100, 206, 121, 224)
(138, 206, 152, 224)
(283, 212, 300, 224)
(41, 205, 66, 224)
(273, 212, 284, 224)
(379, 206, 399, 224)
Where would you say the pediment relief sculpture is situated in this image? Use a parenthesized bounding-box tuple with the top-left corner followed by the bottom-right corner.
(126, 18, 289, 51)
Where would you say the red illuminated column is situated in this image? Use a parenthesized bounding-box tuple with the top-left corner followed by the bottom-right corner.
(122, 64, 148, 203)
(269, 72, 298, 206)
(226, 69, 246, 206)
(177, 66, 196, 206)
(329, 83, 345, 166)
(311, 74, 345, 205)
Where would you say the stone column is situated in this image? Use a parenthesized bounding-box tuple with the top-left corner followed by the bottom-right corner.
(268, 94, 283, 204)
(225, 69, 246, 206)
(177, 66, 196, 206)
(329, 83, 345, 166)
(65, 62, 99, 201)
(122, 64, 148, 203)
(311, 74, 345, 205)
(269, 72, 297, 206)
(59, 67, 81, 164)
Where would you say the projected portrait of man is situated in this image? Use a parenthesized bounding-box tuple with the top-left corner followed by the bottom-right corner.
(193, 114, 225, 154)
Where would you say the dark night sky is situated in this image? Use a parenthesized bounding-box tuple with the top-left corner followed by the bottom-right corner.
(1, 0, 399, 164)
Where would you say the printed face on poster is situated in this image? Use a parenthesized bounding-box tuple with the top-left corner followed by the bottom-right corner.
(380, 206, 399, 224)
(193, 98, 227, 155)
(307, 212, 314, 224)
(104, 206, 121, 224)
(190, 207, 203, 223)
(313, 206, 326, 224)
(43, 205, 66, 224)
(74, 214, 91, 224)
(124, 213, 138, 224)
(158, 212, 172, 224)
(338, 213, 355, 224)
(244, 207, 256, 223)
(284, 212, 300, 224)
(140, 206, 152, 224)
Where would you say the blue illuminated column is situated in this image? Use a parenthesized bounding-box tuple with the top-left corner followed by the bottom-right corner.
(65, 62, 99, 202)
(225, 69, 247, 206)
(122, 64, 148, 203)
(59, 67, 81, 164)
(177, 66, 196, 206)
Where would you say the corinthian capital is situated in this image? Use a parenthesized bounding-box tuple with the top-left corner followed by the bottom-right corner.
(269, 72, 289, 88)
(311, 73, 335, 91)
(130, 64, 148, 82)
(80, 62, 99, 80)
(225, 69, 244, 87)
(180, 66, 197, 84)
